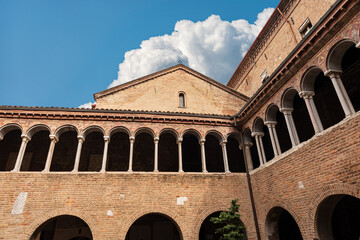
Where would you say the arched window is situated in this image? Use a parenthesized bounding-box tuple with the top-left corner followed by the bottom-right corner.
(179, 92, 185, 108)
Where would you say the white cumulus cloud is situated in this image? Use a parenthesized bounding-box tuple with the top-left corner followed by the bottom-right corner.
(109, 7, 274, 88)
(78, 102, 94, 109)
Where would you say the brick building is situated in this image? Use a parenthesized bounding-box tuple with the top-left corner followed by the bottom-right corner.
(0, 0, 359, 239)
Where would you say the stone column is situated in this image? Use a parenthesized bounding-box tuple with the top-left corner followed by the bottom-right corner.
(43, 135, 58, 172)
(199, 139, 208, 173)
(100, 136, 110, 173)
(251, 132, 266, 165)
(12, 135, 30, 172)
(154, 137, 159, 172)
(128, 136, 135, 172)
(299, 91, 324, 133)
(177, 138, 184, 173)
(264, 121, 281, 156)
(280, 108, 300, 146)
(220, 141, 230, 173)
(243, 142, 254, 171)
(72, 136, 84, 173)
(325, 70, 355, 116)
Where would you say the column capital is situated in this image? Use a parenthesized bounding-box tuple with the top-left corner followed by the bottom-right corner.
(220, 140, 227, 146)
(280, 107, 294, 114)
(299, 91, 315, 99)
(129, 136, 135, 143)
(199, 139, 206, 144)
(49, 135, 59, 143)
(356, 42, 360, 48)
(177, 137, 183, 144)
(21, 134, 31, 142)
(324, 69, 342, 78)
(264, 121, 277, 127)
(103, 136, 110, 142)
(77, 135, 85, 142)
(154, 137, 159, 143)
(251, 132, 264, 137)
(0, 136, 3, 141)
(244, 142, 253, 148)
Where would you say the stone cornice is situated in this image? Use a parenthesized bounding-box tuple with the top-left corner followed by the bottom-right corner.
(0, 107, 233, 127)
(235, 0, 359, 125)
(94, 64, 249, 101)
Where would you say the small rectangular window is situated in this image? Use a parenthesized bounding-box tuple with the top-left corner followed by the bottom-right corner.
(179, 93, 185, 108)
(299, 18, 312, 37)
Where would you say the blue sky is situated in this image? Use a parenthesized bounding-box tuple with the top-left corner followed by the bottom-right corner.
(0, 0, 277, 108)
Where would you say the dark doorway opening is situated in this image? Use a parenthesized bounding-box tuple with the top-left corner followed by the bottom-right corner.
(21, 130, 50, 171)
(0, 129, 21, 171)
(133, 133, 154, 171)
(205, 135, 224, 172)
(199, 211, 247, 240)
(30, 215, 92, 240)
(125, 213, 181, 240)
(107, 132, 130, 171)
(226, 136, 245, 172)
(159, 133, 178, 172)
(266, 207, 303, 240)
(79, 132, 104, 171)
(182, 134, 202, 172)
(316, 194, 360, 240)
(51, 131, 77, 171)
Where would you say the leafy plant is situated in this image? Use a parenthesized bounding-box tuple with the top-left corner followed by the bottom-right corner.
(210, 199, 246, 240)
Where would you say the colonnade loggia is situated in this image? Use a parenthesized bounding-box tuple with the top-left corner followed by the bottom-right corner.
(247, 40, 360, 168)
(0, 127, 249, 174)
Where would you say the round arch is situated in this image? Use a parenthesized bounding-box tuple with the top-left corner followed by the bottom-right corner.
(81, 126, 105, 139)
(134, 127, 155, 138)
(308, 183, 360, 239)
(300, 66, 324, 92)
(0, 123, 23, 139)
(205, 130, 225, 142)
(281, 88, 299, 109)
(265, 104, 280, 122)
(327, 39, 357, 72)
(26, 124, 51, 139)
(265, 206, 303, 240)
(54, 124, 79, 139)
(120, 208, 184, 240)
(108, 126, 130, 138)
(159, 128, 179, 139)
(252, 117, 264, 132)
(182, 129, 202, 141)
(25, 209, 97, 240)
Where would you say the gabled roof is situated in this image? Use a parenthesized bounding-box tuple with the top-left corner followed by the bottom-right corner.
(94, 64, 249, 100)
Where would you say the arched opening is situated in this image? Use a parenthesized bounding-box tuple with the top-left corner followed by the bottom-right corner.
(159, 131, 178, 172)
(125, 213, 182, 240)
(205, 134, 224, 172)
(79, 131, 104, 172)
(182, 132, 202, 172)
(199, 211, 247, 240)
(282, 88, 314, 143)
(107, 131, 130, 171)
(21, 130, 50, 171)
(266, 207, 303, 240)
(51, 130, 77, 172)
(0, 129, 21, 171)
(133, 132, 154, 172)
(253, 118, 274, 162)
(340, 43, 360, 112)
(266, 104, 292, 153)
(30, 215, 92, 240)
(302, 68, 344, 129)
(226, 135, 245, 172)
(316, 194, 360, 240)
(243, 128, 260, 169)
